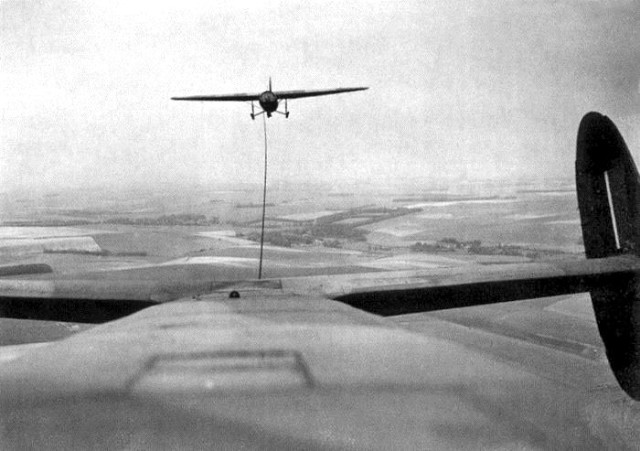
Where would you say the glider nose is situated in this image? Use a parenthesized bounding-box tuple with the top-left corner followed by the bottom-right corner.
(259, 91, 278, 113)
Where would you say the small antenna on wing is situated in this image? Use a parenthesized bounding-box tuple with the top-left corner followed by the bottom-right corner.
(269, 77, 272, 91)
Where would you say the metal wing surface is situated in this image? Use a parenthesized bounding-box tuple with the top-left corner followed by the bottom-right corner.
(1, 273, 638, 449)
(1, 257, 634, 322)
(282, 256, 640, 315)
(2, 256, 640, 448)
(274, 86, 368, 99)
(171, 92, 261, 101)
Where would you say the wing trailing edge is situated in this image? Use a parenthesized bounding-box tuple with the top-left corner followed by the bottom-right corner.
(0, 279, 218, 323)
(281, 256, 640, 315)
(0, 263, 52, 277)
(171, 93, 261, 102)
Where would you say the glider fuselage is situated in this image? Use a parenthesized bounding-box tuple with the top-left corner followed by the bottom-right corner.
(258, 91, 279, 115)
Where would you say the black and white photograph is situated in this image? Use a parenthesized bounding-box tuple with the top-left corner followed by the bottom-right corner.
(1, 1, 640, 448)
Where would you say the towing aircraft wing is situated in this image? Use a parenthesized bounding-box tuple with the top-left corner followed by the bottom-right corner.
(2, 255, 640, 448)
(1, 257, 635, 321)
(0, 279, 626, 449)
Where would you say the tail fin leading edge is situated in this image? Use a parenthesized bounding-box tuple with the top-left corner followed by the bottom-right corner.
(576, 111, 640, 399)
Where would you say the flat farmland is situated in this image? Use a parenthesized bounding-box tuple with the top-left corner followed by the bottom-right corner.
(364, 192, 582, 253)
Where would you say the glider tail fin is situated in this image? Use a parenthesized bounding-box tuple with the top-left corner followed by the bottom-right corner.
(576, 112, 640, 399)
(269, 76, 272, 91)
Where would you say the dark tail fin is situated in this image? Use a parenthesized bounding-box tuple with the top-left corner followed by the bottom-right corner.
(576, 112, 640, 258)
(576, 112, 640, 399)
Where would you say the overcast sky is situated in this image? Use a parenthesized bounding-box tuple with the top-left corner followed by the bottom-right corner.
(2, 0, 640, 191)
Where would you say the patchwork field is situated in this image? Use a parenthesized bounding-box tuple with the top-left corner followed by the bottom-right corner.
(365, 192, 582, 253)
(0, 180, 583, 280)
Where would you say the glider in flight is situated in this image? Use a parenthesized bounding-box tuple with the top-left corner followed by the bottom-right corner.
(171, 78, 368, 119)
(1, 112, 640, 448)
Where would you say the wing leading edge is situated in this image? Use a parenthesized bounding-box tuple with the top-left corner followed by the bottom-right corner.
(274, 86, 368, 99)
(170, 87, 368, 102)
